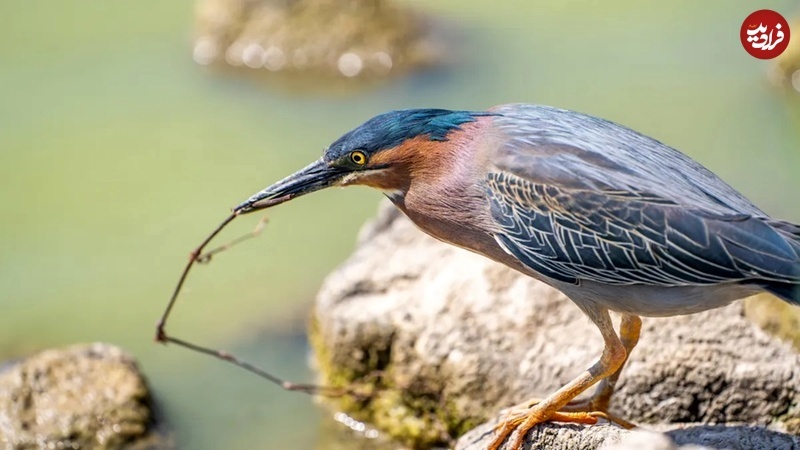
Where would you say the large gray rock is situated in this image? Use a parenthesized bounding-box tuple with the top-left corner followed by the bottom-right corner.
(0, 343, 160, 450)
(311, 201, 800, 449)
(457, 422, 800, 450)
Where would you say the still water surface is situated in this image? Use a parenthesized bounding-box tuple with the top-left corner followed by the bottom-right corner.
(1, 1, 798, 448)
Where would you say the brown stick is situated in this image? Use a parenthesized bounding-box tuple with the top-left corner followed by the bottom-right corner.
(196, 215, 269, 264)
(154, 212, 239, 343)
(158, 335, 353, 397)
(154, 198, 366, 399)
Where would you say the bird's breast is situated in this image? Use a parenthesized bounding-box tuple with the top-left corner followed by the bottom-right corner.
(391, 185, 536, 277)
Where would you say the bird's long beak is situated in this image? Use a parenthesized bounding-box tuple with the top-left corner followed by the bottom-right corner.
(233, 158, 346, 214)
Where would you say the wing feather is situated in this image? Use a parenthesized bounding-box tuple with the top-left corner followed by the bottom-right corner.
(487, 171, 799, 287)
(484, 104, 800, 287)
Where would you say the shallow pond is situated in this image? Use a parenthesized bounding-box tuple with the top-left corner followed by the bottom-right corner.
(1, 1, 798, 449)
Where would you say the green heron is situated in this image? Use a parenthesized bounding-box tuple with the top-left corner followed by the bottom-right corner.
(234, 104, 800, 449)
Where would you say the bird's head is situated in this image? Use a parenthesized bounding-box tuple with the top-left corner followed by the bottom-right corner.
(234, 108, 488, 214)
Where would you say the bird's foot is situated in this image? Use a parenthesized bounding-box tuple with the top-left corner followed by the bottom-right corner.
(487, 405, 607, 450)
(560, 399, 636, 429)
(500, 397, 636, 429)
(487, 400, 636, 450)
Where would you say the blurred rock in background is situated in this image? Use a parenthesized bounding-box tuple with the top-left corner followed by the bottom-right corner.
(769, 16, 800, 94)
(193, 0, 442, 88)
(0, 343, 167, 450)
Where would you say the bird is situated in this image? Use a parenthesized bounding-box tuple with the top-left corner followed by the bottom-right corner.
(233, 104, 800, 450)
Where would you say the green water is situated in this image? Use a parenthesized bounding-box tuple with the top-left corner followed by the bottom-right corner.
(1, 1, 798, 449)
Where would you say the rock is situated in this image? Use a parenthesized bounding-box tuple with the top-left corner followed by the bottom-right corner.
(310, 201, 800, 449)
(457, 423, 629, 450)
(598, 429, 699, 450)
(745, 293, 800, 350)
(457, 423, 800, 450)
(769, 17, 800, 93)
(0, 343, 160, 450)
(193, 0, 440, 86)
(665, 425, 800, 450)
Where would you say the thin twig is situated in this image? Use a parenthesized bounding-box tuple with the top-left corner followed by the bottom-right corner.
(160, 334, 366, 398)
(196, 215, 269, 264)
(155, 212, 238, 342)
(155, 195, 367, 400)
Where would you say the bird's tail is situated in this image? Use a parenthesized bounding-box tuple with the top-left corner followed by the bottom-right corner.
(762, 219, 800, 305)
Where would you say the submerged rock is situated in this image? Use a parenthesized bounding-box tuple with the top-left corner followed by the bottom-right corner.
(194, 0, 440, 87)
(0, 343, 160, 450)
(310, 201, 800, 449)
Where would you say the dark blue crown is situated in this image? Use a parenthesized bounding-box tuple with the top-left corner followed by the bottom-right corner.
(326, 109, 486, 160)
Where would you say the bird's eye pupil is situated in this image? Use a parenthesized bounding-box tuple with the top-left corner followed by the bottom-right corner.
(350, 151, 367, 165)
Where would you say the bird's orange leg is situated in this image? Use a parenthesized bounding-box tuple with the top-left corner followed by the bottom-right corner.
(488, 308, 628, 450)
(572, 314, 641, 414)
(499, 314, 642, 423)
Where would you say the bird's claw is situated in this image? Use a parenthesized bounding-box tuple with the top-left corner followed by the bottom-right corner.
(488, 403, 636, 449)
(488, 405, 549, 450)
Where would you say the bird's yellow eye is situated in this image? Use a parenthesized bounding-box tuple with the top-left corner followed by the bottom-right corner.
(350, 150, 367, 166)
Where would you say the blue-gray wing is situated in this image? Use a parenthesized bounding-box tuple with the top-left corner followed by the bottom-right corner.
(486, 105, 799, 286)
(487, 172, 798, 286)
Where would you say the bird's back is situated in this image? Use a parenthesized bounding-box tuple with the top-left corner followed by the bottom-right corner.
(490, 104, 765, 217)
(483, 104, 800, 307)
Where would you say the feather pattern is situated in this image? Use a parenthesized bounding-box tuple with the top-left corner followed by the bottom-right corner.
(485, 105, 800, 288)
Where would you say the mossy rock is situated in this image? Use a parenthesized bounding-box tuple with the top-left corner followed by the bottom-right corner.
(308, 312, 475, 449)
(0, 343, 165, 450)
(769, 17, 800, 93)
(745, 293, 800, 350)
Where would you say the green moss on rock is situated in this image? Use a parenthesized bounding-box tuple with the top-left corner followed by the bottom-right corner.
(0, 343, 163, 450)
(308, 309, 479, 448)
(745, 293, 800, 350)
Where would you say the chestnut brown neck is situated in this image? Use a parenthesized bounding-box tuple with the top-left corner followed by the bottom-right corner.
(355, 117, 493, 197)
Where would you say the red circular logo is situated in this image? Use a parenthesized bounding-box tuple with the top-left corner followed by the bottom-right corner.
(741, 10, 790, 59)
